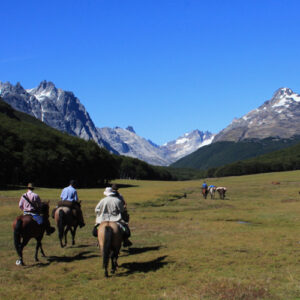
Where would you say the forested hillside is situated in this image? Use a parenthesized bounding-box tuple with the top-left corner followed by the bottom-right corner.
(206, 140, 300, 177)
(0, 99, 174, 187)
(171, 137, 300, 170)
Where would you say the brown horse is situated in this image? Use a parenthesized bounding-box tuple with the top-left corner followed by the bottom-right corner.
(98, 221, 123, 277)
(216, 187, 227, 199)
(13, 201, 51, 266)
(54, 206, 78, 248)
(202, 188, 208, 199)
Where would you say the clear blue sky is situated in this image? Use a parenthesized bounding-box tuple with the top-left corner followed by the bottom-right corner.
(1, 0, 300, 145)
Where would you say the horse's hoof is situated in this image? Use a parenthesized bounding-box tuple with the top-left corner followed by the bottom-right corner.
(16, 259, 23, 266)
(105, 271, 109, 277)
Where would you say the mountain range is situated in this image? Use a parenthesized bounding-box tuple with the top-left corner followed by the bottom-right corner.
(0, 80, 213, 166)
(1, 80, 300, 169)
(171, 88, 300, 170)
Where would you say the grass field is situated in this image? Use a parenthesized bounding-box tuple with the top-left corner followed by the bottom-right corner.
(1, 171, 300, 299)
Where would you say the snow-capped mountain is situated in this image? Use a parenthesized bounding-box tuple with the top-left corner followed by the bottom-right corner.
(161, 130, 214, 162)
(213, 88, 300, 142)
(0, 80, 116, 152)
(0, 80, 214, 165)
(98, 127, 214, 166)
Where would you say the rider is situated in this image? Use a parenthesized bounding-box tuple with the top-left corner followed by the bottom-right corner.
(57, 180, 85, 228)
(19, 183, 55, 235)
(94, 186, 132, 247)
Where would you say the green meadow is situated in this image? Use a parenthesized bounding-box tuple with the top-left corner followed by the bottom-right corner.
(1, 171, 300, 299)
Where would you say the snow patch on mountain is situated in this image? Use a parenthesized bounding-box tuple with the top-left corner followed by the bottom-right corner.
(214, 87, 300, 142)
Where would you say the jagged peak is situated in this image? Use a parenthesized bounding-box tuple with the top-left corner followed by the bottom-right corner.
(37, 80, 56, 91)
(126, 126, 135, 133)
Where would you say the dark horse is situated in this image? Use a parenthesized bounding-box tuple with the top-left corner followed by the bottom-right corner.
(13, 201, 51, 266)
(202, 188, 208, 199)
(54, 206, 78, 248)
(98, 221, 123, 277)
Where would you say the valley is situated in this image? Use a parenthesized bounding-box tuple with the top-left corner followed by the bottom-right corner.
(2, 171, 300, 299)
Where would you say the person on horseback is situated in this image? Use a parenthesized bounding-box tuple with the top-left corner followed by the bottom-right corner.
(94, 186, 132, 247)
(56, 180, 85, 228)
(202, 181, 208, 199)
(19, 183, 55, 235)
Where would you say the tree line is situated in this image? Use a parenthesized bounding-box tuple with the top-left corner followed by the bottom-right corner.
(0, 99, 174, 188)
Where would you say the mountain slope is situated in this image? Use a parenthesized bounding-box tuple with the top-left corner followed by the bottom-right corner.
(0, 80, 214, 165)
(98, 127, 214, 166)
(171, 136, 300, 170)
(214, 88, 300, 142)
(0, 80, 116, 153)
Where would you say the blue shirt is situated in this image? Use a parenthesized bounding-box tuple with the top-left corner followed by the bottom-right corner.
(60, 185, 78, 202)
(202, 183, 208, 188)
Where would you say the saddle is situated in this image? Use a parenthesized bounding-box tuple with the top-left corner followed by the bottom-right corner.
(24, 213, 44, 225)
(52, 204, 77, 219)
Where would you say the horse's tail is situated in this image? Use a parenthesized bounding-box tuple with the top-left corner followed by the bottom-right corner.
(103, 225, 113, 272)
(58, 209, 65, 241)
(14, 218, 23, 257)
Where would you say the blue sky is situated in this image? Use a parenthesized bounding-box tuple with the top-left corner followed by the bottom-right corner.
(1, 0, 300, 145)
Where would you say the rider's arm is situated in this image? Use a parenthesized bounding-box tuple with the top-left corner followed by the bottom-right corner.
(19, 197, 24, 210)
(95, 200, 103, 213)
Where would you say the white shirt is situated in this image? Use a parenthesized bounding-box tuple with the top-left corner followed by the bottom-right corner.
(95, 194, 124, 224)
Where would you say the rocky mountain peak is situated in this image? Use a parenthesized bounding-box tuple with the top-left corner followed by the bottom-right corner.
(213, 87, 300, 142)
(126, 126, 135, 133)
(271, 87, 294, 101)
(37, 80, 56, 92)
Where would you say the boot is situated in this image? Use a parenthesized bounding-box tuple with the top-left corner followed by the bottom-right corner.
(46, 226, 55, 235)
(123, 238, 132, 247)
(44, 220, 55, 235)
(92, 225, 98, 237)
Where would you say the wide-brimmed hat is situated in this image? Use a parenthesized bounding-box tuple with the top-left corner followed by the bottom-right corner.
(27, 183, 34, 189)
(103, 187, 114, 196)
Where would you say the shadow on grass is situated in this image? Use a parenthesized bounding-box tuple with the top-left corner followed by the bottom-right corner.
(32, 251, 98, 267)
(121, 246, 162, 256)
(70, 244, 92, 248)
(117, 255, 168, 276)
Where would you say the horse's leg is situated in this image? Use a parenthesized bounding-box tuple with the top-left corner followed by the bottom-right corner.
(111, 251, 119, 274)
(35, 238, 42, 262)
(64, 226, 69, 246)
(17, 236, 30, 266)
(71, 226, 77, 245)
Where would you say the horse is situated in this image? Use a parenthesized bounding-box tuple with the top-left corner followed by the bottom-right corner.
(216, 187, 227, 199)
(12, 201, 51, 266)
(54, 206, 78, 248)
(208, 186, 216, 199)
(98, 221, 123, 277)
(202, 188, 208, 199)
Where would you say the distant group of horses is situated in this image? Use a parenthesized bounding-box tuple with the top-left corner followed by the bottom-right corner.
(13, 202, 121, 277)
(202, 186, 227, 200)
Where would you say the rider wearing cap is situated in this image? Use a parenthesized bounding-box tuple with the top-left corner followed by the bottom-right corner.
(19, 183, 55, 235)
